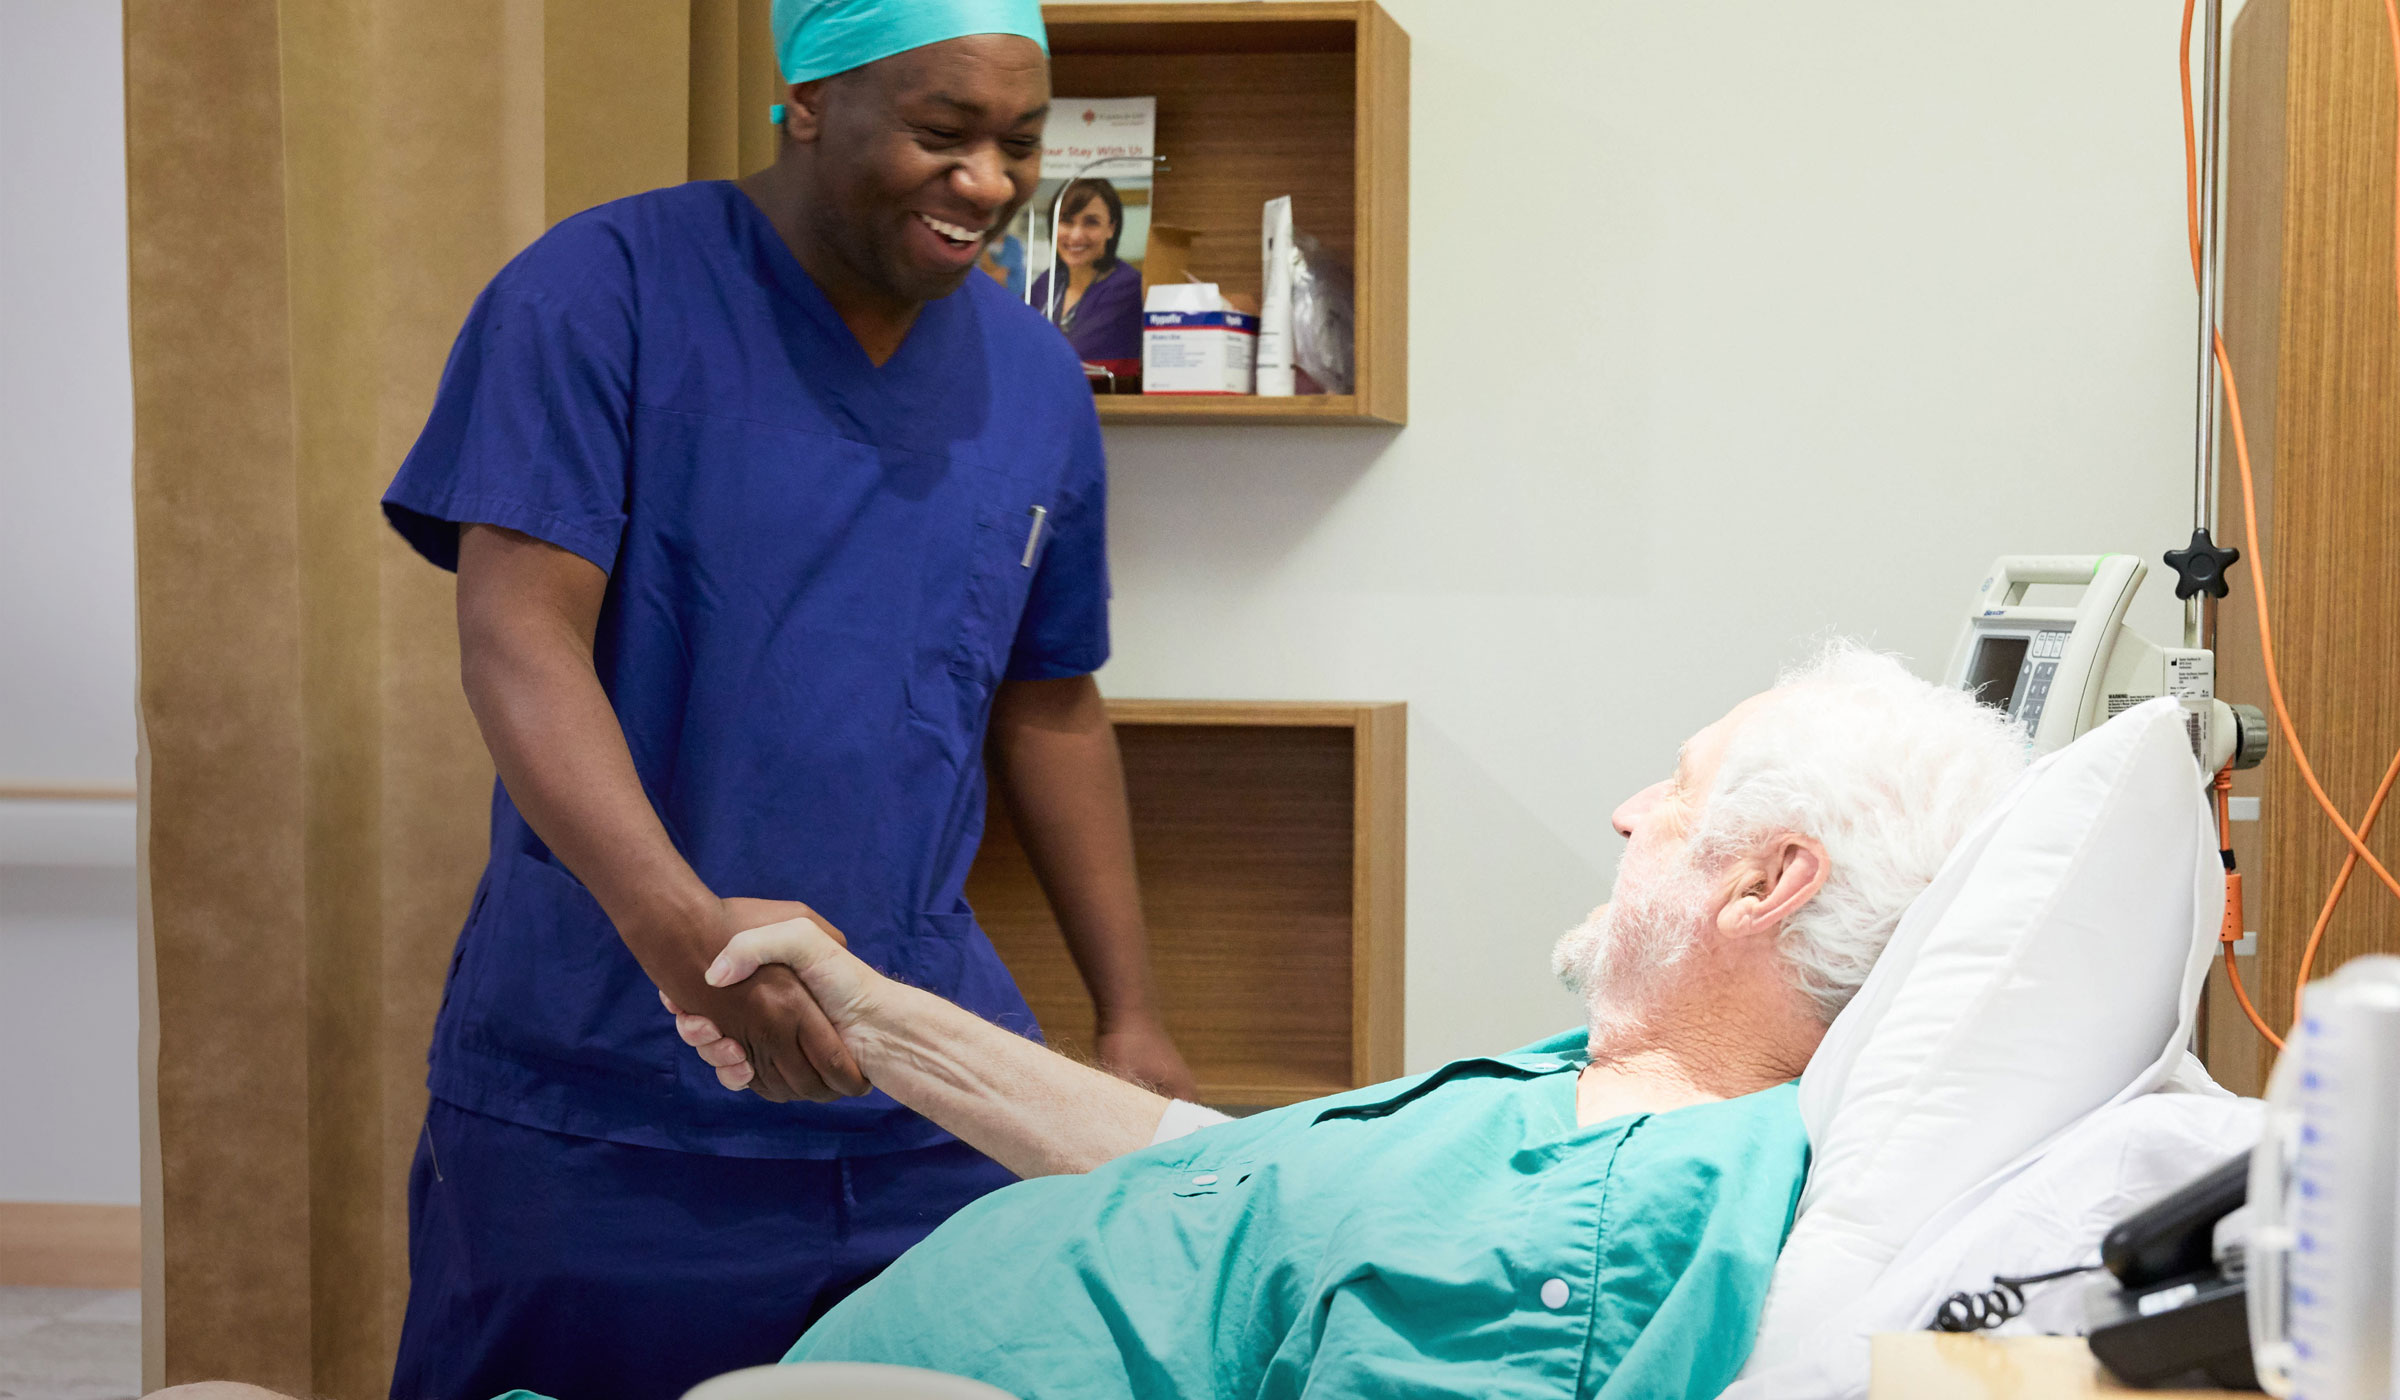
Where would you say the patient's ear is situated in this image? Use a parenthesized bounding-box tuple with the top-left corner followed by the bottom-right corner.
(1714, 834, 1829, 943)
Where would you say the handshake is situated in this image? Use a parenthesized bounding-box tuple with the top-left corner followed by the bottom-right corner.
(656, 898, 884, 1103)
(654, 899, 1201, 1115)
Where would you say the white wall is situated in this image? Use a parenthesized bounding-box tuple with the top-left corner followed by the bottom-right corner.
(0, 867, 140, 1204)
(1, 0, 140, 1205)
(2, 1, 137, 786)
(0, 0, 2217, 1184)
(1092, 0, 2208, 1067)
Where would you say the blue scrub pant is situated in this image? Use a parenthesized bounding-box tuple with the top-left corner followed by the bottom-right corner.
(389, 1098, 1016, 1400)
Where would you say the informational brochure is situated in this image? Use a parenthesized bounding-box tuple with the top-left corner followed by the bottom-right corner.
(998, 97, 1156, 317)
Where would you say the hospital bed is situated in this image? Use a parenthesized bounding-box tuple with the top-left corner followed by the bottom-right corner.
(665, 694, 2255, 1400)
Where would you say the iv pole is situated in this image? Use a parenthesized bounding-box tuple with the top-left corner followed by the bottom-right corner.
(2187, 0, 2227, 652)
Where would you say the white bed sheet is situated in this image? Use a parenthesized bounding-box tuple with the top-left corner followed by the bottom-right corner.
(1723, 1067, 2261, 1400)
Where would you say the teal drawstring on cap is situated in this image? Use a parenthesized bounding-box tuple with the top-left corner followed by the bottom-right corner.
(768, 0, 1047, 121)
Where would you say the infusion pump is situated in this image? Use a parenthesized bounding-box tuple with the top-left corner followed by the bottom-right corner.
(1943, 555, 2267, 772)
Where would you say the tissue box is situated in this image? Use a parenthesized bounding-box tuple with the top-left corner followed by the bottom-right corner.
(1142, 308, 1258, 395)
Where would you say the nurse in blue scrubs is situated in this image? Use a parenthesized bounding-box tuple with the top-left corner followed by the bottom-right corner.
(377, 3, 1196, 1396)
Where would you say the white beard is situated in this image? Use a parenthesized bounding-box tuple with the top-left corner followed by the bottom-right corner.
(1552, 839, 1711, 1028)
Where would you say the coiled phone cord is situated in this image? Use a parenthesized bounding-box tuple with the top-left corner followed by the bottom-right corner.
(1930, 1265, 2104, 1333)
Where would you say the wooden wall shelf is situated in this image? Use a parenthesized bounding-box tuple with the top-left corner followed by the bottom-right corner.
(1088, 393, 1386, 425)
(968, 699, 1405, 1106)
(1045, 3, 1410, 427)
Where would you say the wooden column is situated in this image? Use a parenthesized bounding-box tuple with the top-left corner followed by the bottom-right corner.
(2206, 0, 2400, 1089)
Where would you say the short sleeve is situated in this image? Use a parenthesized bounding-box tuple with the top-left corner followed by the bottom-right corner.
(1002, 398, 1111, 680)
(1150, 1100, 1234, 1145)
(382, 219, 639, 574)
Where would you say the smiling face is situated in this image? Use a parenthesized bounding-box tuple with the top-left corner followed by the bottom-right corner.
(1055, 190, 1117, 269)
(797, 33, 1049, 306)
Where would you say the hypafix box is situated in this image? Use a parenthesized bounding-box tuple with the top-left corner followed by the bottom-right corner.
(1142, 285, 1257, 395)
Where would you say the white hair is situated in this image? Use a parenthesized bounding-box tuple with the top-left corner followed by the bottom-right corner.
(1690, 640, 2027, 1022)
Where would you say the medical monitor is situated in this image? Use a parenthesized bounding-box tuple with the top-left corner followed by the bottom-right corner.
(1943, 554, 2151, 756)
(1965, 635, 2031, 712)
(1945, 554, 2264, 773)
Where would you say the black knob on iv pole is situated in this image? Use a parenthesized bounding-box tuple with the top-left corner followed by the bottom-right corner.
(2164, 528, 2242, 600)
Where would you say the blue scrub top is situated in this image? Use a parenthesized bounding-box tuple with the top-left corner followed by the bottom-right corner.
(384, 181, 1110, 1158)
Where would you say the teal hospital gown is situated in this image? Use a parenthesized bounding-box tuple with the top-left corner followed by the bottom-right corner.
(790, 1031, 1809, 1399)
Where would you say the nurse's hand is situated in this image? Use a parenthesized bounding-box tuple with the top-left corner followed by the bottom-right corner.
(664, 908, 886, 1094)
(1094, 1019, 1202, 1102)
(676, 897, 870, 1103)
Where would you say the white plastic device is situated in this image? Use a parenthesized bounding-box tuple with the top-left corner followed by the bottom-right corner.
(1942, 555, 2261, 772)
(2245, 956, 2400, 1399)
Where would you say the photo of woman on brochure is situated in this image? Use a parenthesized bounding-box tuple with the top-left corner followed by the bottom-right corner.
(1027, 177, 1145, 369)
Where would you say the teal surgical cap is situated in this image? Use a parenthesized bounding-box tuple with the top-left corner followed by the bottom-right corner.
(770, 0, 1049, 86)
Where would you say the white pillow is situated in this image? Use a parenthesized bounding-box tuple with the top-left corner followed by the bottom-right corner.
(1740, 697, 2222, 1377)
(1726, 1089, 2262, 1400)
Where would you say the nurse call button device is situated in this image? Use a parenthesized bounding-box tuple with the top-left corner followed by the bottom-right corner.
(1942, 554, 2264, 772)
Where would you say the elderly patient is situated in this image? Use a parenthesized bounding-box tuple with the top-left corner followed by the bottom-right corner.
(654, 645, 2028, 1400)
(155, 647, 2023, 1400)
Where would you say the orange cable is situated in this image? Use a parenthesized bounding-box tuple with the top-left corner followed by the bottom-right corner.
(2216, 325, 2400, 1023)
(2214, 767, 2285, 1046)
(2183, 0, 2287, 1046)
(2294, 748, 2400, 1006)
(2179, 0, 2400, 1046)
(2226, 944, 2282, 1046)
(2286, 0, 2400, 993)
(2218, 347, 2400, 907)
(2182, 0, 2204, 276)
(2389, 0, 2400, 322)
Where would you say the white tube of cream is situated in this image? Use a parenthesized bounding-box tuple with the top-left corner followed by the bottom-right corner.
(1255, 195, 1296, 396)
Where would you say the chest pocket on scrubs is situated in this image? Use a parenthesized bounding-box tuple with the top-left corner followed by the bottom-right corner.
(946, 486, 1047, 688)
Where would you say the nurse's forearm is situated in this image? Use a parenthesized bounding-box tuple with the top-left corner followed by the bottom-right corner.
(455, 524, 863, 1102)
(844, 973, 1173, 1177)
(456, 525, 717, 944)
(987, 676, 1161, 1023)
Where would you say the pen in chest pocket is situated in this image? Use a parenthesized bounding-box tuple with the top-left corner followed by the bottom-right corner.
(1020, 504, 1048, 568)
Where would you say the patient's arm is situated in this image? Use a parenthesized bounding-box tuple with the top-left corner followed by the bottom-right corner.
(668, 918, 1174, 1177)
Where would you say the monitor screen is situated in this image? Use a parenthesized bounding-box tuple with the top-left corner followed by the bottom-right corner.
(1966, 635, 2031, 712)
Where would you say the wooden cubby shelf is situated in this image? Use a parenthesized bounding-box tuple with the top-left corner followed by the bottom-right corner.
(1045, 2, 1410, 427)
(969, 699, 1405, 1107)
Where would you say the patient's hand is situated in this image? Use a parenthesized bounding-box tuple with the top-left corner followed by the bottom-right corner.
(664, 910, 887, 1093)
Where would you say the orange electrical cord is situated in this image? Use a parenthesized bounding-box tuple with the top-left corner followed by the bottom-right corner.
(2293, 749, 2400, 996)
(2180, 0, 2400, 1045)
(2214, 771, 2283, 1047)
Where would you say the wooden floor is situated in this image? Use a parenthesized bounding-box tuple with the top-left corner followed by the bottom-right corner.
(0, 1203, 140, 1289)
